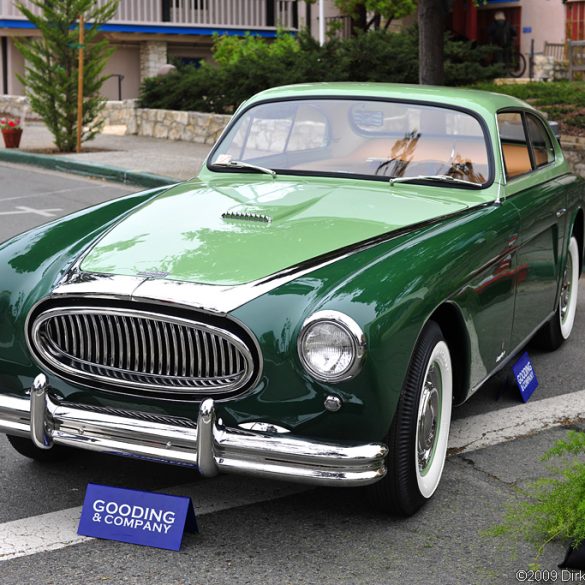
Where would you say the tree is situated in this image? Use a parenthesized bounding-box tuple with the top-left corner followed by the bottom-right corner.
(418, 0, 448, 85)
(309, 0, 416, 34)
(15, 0, 119, 152)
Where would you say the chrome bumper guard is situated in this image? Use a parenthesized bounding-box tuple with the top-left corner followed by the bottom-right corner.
(0, 374, 388, 486)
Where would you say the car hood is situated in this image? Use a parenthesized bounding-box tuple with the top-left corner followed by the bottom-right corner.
(80, 177, 468, 286)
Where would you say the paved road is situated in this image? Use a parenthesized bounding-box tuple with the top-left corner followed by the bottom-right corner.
(0, 164, 582, 584)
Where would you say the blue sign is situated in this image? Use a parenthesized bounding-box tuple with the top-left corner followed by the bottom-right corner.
(512, 352, 539, 403)
(78, 484, 198, 551)
(522, 26, 532, 34)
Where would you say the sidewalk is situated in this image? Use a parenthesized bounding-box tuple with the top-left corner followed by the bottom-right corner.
(0, 122, 213, 186)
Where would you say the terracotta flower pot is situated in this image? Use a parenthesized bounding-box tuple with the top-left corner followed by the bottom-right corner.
(2, 128, 23, 149)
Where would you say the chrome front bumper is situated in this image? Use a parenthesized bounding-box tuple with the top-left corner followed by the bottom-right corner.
(0, 374, 388, 487)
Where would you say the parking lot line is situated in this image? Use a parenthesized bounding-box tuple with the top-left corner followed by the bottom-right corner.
(1, 389, 584, 562)
(449, 388, 585, 454)
(0, 478, 306, 562)
(0, 206, 63, 217)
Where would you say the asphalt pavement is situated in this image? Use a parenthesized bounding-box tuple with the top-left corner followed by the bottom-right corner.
(0, 164, 584, 584)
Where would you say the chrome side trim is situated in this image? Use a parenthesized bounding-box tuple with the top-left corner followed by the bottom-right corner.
(1, 374, 388, 487)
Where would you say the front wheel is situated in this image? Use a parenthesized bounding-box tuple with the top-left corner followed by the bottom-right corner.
(367, 321, 453, 516)
(534, 235, 580, 351)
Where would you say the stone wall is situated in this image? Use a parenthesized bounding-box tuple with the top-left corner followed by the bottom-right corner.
(101, 100, 138, 127)
(128, 108, 230, 145)
(100, 100, 230, 144)
(0, 95, 230, 145)
(139, 41, 168, 82)
(0, 95, 38, 121)
(560, 137, 585, 177)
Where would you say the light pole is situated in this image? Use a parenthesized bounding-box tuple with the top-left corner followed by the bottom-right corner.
(319, 0, 325, 46)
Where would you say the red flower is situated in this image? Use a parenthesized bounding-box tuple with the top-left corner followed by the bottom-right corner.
(8, 120, 16, 128)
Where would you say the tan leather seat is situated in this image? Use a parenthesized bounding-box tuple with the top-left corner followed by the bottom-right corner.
(502, 143, 532, 178)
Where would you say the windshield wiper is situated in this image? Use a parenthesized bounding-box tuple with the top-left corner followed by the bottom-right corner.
(389, 174, 482, 189)
(212, 160, 276, 178)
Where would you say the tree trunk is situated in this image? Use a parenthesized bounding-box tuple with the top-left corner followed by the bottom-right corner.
(418, 0, 446, 85)
(351, 4, 368, 34)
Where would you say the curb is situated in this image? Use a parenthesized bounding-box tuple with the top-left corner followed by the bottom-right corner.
(0, 149, 176, 188)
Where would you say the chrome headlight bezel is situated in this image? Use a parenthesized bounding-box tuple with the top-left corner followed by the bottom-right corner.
(297, 310, 366, 383)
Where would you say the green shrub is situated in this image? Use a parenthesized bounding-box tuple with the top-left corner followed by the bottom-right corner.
(472, 81, 585, 134)
(489, 430, 585, 566)
(139, 28, 503, 114)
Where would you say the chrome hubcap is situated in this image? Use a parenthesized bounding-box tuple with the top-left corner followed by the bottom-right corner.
(417, 363, 441, 474)
(560, 253, 573, 324)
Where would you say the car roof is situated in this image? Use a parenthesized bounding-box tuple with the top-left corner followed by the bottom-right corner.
(246, 82, 534, 116)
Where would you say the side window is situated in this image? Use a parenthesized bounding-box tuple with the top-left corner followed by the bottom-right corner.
(526, 114, 555, 168)
(498, 112, 531, 180)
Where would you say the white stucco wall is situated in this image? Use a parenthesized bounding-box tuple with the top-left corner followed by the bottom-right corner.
(519, 0, 565, 54)
(102, 45, 141, 102)
(8, 38, 24, 96)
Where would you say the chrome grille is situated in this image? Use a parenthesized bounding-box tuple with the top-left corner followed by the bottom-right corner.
(29, 306, 257, 398)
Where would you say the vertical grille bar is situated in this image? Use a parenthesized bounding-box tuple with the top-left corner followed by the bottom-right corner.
(162, 322, 171, 376)
(114, 316, 124, 370)
(186, 327, 195, 378)
(179, 324, 187, 377)
(121, 317, 131, 371)
(194, 329, 202, 378)
(106, 316, 116, 367)
(219, 338, 226, 377)
(90, 315, 100, 364)
(154, 320, 163, 375)
(67, 315, 78, 357)
(170, 323, 179, 376)
(202, 330, 210, 378)
(138, 317, 147, 373)
(211, 334, 219, 377)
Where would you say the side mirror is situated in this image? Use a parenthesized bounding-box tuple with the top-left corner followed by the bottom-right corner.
(548, 121, 561, 141)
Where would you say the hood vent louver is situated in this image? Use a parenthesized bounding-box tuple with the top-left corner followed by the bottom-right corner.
(222, 211, 272, 223)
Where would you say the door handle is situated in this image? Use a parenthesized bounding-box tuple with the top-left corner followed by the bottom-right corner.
(556, 208, 567, 218)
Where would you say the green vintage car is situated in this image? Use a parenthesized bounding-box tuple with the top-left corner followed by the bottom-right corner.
(0, 83, 582, 516)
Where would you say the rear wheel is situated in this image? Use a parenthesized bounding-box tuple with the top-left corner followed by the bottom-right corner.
(534, 235, 580, 351)
(6, 434, 72, 463)
(367, 321, 452, 516)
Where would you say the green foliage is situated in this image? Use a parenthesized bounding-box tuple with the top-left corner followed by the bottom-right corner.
(139, 28, 502, 114)
(333, 0, 416, 24)
(212, 30, 300, 66)
(444, 37, 504, 86)
(488, 430, 585, 564)
(472, 81, 585, 134)
(334, 28, 418, 83)
(15, 0, 119, 152)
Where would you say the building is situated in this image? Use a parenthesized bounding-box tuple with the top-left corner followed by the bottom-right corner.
(450, 0, 565, 56)
(0, 0, 340, 100)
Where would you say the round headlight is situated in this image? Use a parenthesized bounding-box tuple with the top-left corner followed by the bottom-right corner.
(297, 311, 366, 382)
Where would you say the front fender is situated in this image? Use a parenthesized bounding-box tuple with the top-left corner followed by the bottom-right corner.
(0, 187, 169, 397)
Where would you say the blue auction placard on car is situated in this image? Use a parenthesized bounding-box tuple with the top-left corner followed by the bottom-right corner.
(512, 352, 539, 403)
(78, 484, 198, 551)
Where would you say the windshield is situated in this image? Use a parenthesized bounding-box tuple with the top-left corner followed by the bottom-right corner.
(209, 99, 491, 186)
